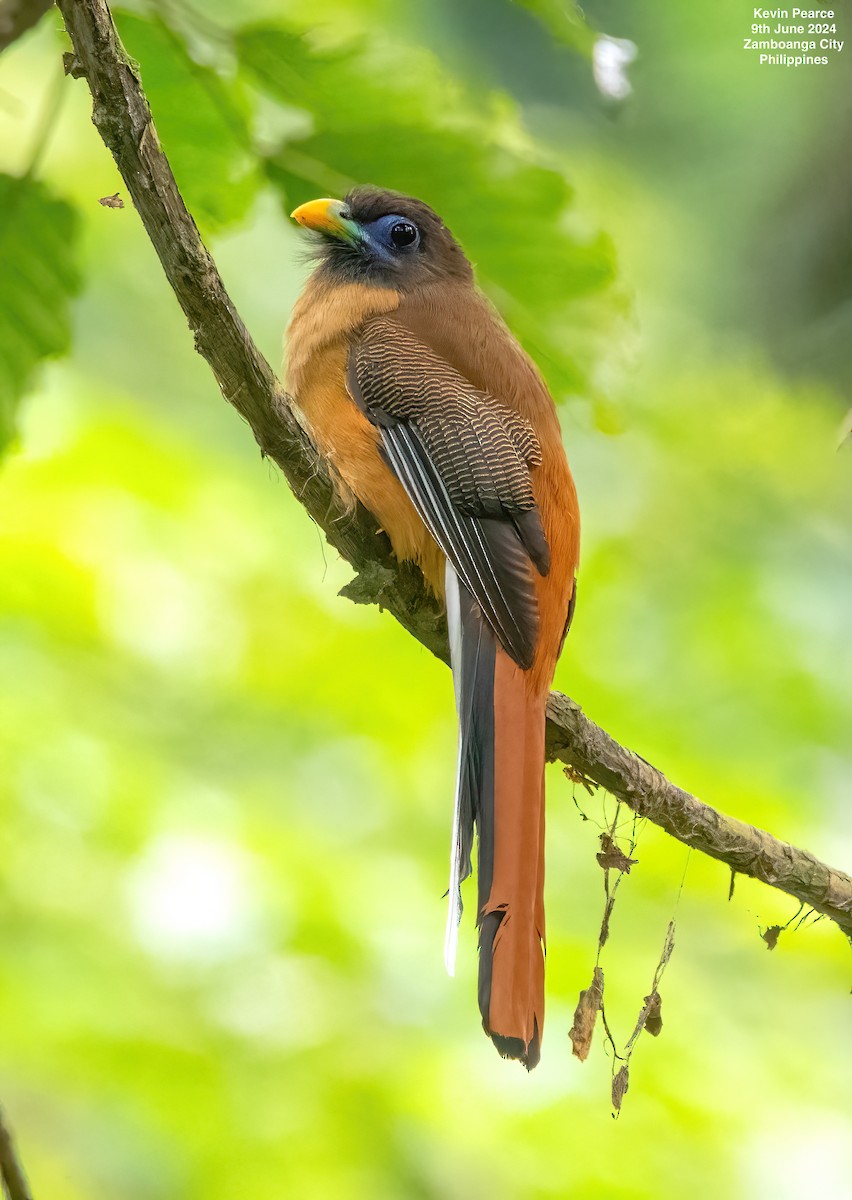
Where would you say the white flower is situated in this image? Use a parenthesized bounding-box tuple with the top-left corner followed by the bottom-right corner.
(593, 35, 638, 101)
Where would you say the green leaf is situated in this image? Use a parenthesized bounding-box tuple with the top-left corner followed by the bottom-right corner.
(0, 174, 81, 455)
(512, 0, 598, 55)
(114, 13, 259, 232)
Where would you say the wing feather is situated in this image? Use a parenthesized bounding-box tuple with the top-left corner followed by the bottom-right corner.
(349, 318, 549, 668)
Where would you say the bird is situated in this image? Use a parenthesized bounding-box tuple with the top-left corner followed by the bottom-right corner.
(287, 187, 580, 1069)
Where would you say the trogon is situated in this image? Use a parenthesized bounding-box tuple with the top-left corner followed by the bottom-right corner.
(287, 187, 580, 1069)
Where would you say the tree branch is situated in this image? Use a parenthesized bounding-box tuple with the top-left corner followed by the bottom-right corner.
(0, 1107, 33, 1200)
(55, 0, 852, 942)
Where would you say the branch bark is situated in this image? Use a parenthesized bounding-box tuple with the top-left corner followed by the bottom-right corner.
(55, 0, 852, 942)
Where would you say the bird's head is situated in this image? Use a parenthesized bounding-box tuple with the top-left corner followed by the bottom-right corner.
(291, 186, 473, 290)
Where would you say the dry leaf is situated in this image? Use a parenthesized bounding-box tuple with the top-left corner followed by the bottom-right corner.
(598, 894, 615, 950)
(563, 765, 597, 794)
(612, 1064, 630, 1113)
(625, 922, 676, 1053)
(643, 991, 663, 1037)
(762, 924, 782, 951)
(63, 52, 85, 78)
(98, 193, 125, 209)
(596, 833, 638, 874)
(568, 966, 604, 1061)
(656, 922, 676, 976)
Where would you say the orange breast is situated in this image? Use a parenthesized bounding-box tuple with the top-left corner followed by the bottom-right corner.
(286, 279, 445, 591)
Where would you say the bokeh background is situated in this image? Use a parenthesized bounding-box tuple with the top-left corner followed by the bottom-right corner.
(1, 1, 851, 1197)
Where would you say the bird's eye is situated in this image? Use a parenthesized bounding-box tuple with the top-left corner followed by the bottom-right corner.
(390, 221, 418, 249)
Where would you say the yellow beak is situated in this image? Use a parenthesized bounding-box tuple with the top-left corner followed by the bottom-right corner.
(290, 197, 360, 242)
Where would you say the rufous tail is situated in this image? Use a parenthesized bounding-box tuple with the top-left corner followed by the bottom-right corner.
(445, 565, 546, 1070)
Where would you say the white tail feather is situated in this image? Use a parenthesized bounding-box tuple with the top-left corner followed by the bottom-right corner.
(444, 563, 464, 976)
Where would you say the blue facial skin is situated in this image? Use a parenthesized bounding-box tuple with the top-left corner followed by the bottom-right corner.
(356, 214, 421, 263)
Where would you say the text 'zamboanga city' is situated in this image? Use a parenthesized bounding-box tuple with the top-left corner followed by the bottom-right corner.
(746, 7, 843, 63)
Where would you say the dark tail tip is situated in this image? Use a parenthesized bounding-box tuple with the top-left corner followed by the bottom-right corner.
(490, 1023, 541, 1071)
(478, 912, 542, 1070)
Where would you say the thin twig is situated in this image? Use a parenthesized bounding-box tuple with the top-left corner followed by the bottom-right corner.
(0, 1108, 33, 1200)
(55, 0, 852, 943)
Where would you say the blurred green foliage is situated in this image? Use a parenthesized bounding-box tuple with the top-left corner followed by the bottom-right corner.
(514, 0, 597, 56)
(233, 16, 621, 399)
(0, 174, 80, 451)
(117, 14, 260, 230)
(0, 2, 851, 1199)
